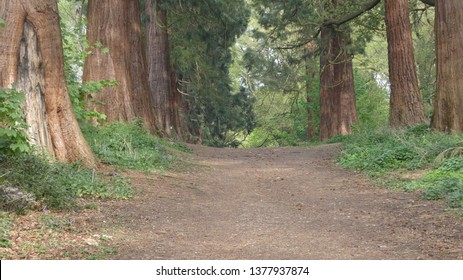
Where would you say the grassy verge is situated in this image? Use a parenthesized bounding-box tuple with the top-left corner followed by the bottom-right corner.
(1, 121, 189, 212)
(81, 121, 190, 172)
(336, 125, 463, 209)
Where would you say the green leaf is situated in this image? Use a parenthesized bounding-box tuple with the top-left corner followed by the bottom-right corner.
(0, 18, 5, 28)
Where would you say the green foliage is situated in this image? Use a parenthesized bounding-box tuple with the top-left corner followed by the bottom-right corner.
(0, 17, 5, 28)
(0, 154, 132, 210)
(0, 212, 13, 248)
(0, 87, 30, 155)
(353, 68, 389, 132)
(338, 125, 463, 173)
(81, 122, 178, 171)
(168, 0, 253, 146)
(435, 146, 463, 166)
(338, 126, 463, 208)
(420, 171, 463, 209)
(58, 0, 113, 122)
(71, 80, 116, 122)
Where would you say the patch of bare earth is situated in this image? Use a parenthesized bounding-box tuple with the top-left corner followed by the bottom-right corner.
(94, 144, 463, 259)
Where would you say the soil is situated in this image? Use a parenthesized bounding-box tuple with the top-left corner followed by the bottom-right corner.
(94, 144, 463, 260)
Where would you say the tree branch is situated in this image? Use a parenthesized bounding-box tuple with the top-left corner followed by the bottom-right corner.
(323, 0, 381, 27)
(419, 0, 435, 6)
(276, 0, 381, 50)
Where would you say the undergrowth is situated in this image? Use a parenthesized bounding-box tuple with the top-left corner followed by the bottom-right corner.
(0, 212, 13, 248)
(81, 121, 189, 171)
(337, 125, 463, 209)
(0, 154, 132, 211)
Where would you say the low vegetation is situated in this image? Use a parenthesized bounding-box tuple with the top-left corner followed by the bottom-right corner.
(81, 121, 187, 172)
(336, 125, 463, 209)
(0, 120, 188, 213)
(0, 120, 189, 259)
(0, 152, 133, 212)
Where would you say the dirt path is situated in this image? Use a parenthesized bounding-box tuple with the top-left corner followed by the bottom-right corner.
(98, 144, 463, 259)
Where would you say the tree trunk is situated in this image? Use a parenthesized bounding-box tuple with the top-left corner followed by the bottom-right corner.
(431, 0, 463, 132)
(145, 1, 185, 139)
(83, 0, 157, 133)
(169, 66, 186, 139)
(304, 44, 317, 141)
(319, 25, 358, 141)
(384, 0, 426, 127)
(0, 0, 96, 167)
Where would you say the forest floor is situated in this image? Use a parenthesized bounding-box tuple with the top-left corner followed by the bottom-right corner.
(3, 144, 463, 259)
(98, 144, 463, 259)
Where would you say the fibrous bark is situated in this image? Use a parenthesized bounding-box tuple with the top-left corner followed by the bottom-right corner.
(319, 25, 358, 141)
(384, 0, 426, 127)
(431, 0, 463, 132)
(145, 1, 185, 138)
(83, 0, 157, 133)
(0, 0, 96, 166)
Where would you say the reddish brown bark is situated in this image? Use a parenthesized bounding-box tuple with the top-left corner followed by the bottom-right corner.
(145, 1, 185, 138)
(384, 0, 426, 127)
(319, 25, 358, 141)
(83, 0, 157, 133)
(0, 0, 96, 166)
(431, 0, 463, 132)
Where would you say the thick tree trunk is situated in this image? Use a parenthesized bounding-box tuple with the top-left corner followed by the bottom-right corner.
(384, 0, 426, 127)
(319, 26, 358, 141)
(145, 2, 171, 137)
(0, 0, 96, 166)
(145, 1, 185, 138)
(431, 0, 463, 132)
(83, 0, 157, 133)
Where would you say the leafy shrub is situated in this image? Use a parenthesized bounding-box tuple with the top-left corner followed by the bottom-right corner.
(0, 87, 30, 155)
(0, 154, 132, 210)
(338, 126, 463, 173)
(423, 178, 463, 208)
(81, 122, 175, 171)
(337, 126, 463, 208)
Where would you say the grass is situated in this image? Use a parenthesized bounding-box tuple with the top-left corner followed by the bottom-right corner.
(0, 212, 13, 248)
(337, 125, 463, 209)
(0, 154, 133, 211)
(81, 121, 189, 172)
(0, 121, 190, 212)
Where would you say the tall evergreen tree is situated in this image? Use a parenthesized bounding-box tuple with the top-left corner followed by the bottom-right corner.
(145, 0, 183, 138)
(0, 0, 96, 166)
(168, 0, 252, 146)
(252, 0, 380, 140)
(83, 0, 157, 133)
(384, 0, 426, 127)
(319, 22, 358, 141)
(431, 0, 463, 132)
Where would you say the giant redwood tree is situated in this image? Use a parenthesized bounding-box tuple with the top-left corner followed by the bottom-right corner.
(0, 0, 96, 166)
(83, 0, 157, 133)
(319, 24, 358, 141)
(431, 0, 463, 132)
(145, 0, 184, 138)
(384, 0, 426, 127)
